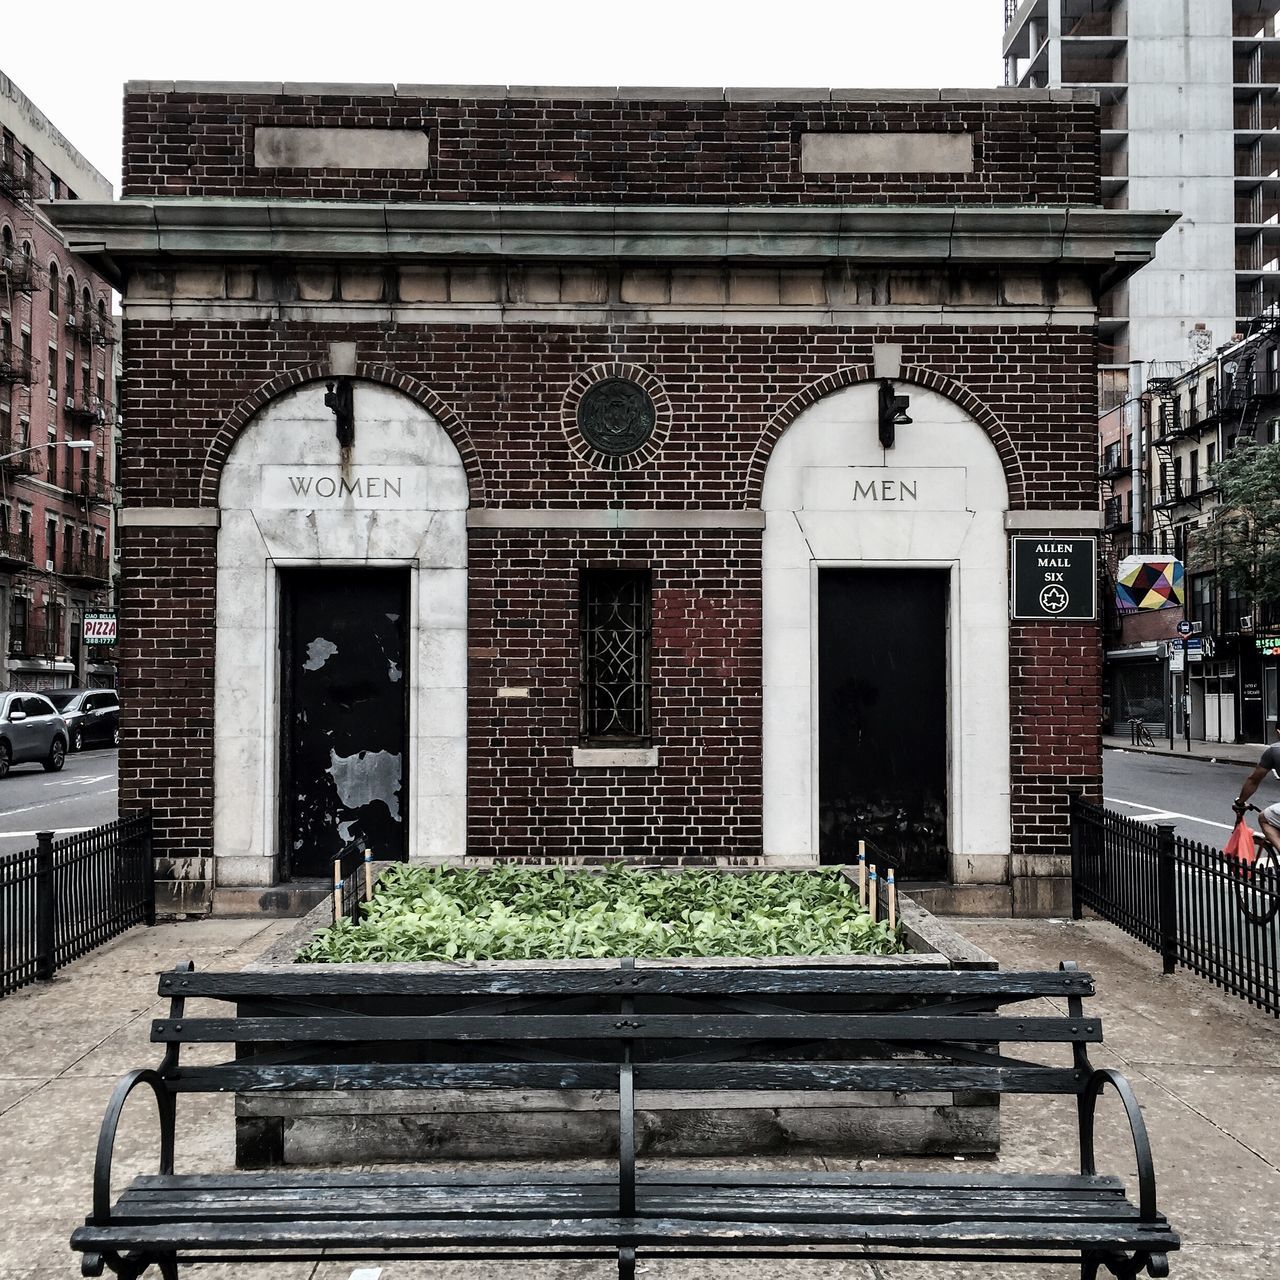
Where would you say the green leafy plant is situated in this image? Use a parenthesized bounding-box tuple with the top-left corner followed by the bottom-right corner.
(296, 865, 904, 963)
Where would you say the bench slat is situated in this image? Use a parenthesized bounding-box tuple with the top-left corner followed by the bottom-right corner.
(107, 1185, 1146, 1224)
(151, 1013, 1101, 1044)
(169, 1062, 1087, 1095)
(71, 1215, 1178, 1251)
(159, 969, 1094, 999)
(125, 1170, 1129, 1193)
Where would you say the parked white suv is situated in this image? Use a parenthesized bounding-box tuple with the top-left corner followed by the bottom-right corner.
(0, 693, 68, 777)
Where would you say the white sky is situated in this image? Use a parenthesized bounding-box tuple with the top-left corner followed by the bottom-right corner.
(5, 0, 1003, 193)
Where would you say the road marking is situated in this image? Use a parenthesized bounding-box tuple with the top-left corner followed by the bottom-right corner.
(0, 789, 117, 819)
(1104, 797, 1235, 833)
(43, 774, 112, 788)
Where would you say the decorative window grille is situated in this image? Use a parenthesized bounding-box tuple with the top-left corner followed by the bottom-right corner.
(580, 570, 651, 742)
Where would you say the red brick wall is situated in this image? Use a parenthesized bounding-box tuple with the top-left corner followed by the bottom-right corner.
(120, 317, 1100, 872)
(122, 320, 1098, 509)
(469, 529, 762, 860)
(121, 91, 1100, 206)
(116, 524, 216, 859)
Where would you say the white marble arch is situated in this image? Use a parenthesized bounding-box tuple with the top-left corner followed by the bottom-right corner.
(761, 381, 1011, 884)
(213, 380, 469, 886)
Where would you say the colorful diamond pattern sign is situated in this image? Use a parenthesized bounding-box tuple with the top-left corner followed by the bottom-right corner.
(1115, 556, 1185, 614)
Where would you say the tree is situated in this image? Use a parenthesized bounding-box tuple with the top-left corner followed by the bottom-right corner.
(1198, 440, 1280, 616)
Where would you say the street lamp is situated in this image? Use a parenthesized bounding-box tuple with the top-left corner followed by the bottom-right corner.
(0, 439, 92, 465)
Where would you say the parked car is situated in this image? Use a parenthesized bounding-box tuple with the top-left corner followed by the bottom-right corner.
(44, 688, 120, 752)
(0, 693, 68, 776)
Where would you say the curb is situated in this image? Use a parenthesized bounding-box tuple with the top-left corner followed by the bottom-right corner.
(1104, 742, 1257, 768)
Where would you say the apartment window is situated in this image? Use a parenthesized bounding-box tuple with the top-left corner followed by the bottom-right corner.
(81, 363, 90, 400)
(1173, 455, 1183, 499)
(10, 595, 26, 644)
(64, 274, 75, 316)
(47, 345, 57, 392)
(64, 443, 76, 491)
(22, 148, 33, 180)
(1190, 573, 1216, 634)
(0, 399, 9, 445)
(95, 451, 104, 487)
(46, 430, 56, 479)
(1, 225, 11, 259)
(94, 530, 104, 562)
(49, 173, 59, 200)
(1190, 449, 1199, 494)
(64, 353, 74, 404)
(1269, 347, 1278, 393)
(44, 518, 56, 569)
(62, 524, 73, 569)
(1206, 376, 1216, 411)
(1269, 417, 1280, 445)
(1207, 441, 1218, 474)
(580, 569, 652, 743)
(0, 130, 11, 171)
(1189, 387, 1198, 423)
(48, 263, 58, 314)
(20, 329, 29, 368)
(18, 507, 30, 543)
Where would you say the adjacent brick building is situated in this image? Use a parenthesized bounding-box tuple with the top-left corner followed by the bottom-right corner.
(1, 70, 117, 694)
(51, 82, 1174, 915)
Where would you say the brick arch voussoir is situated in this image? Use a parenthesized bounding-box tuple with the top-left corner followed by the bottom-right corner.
(199, 364, 484, 506)
(744, 364, 1026, 509)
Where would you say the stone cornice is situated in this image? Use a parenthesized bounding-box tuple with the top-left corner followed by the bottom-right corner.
(45, 201, 1177, 291)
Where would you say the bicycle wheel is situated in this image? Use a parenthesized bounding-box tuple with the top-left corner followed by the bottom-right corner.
(1139, 726, 1156, 748)
(1233, 845, 1280, 926)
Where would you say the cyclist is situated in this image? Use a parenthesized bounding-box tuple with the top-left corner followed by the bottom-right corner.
(1233, 722, 1280, 852)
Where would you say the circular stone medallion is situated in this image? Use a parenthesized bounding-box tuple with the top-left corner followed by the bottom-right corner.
(576, 378, 657, 456)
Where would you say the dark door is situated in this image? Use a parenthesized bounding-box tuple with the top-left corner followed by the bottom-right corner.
(818, 569, 949, 879)
(280, 569, 409, 878)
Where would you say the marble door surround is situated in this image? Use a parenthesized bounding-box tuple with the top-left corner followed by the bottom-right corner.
(213, 380, 469, 886)
(760, 380, 1012, 884)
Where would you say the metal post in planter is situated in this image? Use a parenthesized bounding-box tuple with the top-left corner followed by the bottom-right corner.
(886, 868, 897, 931)
(868, 865, 878, 920)
(35, 831, 55, 981)
(857, 842, 866, 907)
(1155, 823, 1178, 976)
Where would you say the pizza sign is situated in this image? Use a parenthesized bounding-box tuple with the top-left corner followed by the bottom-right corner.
(83, 612, 117, 645)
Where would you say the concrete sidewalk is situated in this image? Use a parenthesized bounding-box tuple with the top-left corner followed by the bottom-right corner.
(2, 915, 1278, 1279)
(1104, 733, 1270, 768)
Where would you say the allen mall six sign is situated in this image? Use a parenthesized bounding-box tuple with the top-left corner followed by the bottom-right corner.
(1010, 537, 1098, 621)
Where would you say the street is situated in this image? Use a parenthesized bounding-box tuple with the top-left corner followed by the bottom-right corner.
(0, 747, 118, 854)
(1103, 746, 1273, 844)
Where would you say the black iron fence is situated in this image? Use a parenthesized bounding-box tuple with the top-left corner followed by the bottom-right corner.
(1072, 796, 1280, 1017)
(0, 812, 154, 998)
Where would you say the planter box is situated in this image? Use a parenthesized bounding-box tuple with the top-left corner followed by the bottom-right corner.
(238, 872, 998, 1167)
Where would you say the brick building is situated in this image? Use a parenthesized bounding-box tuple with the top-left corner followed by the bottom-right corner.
(1, 70, 117, 693)
(51, 82, 1174, 915)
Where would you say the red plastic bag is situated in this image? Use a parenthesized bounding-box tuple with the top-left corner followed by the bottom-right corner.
(1225, 819, 1257, 868)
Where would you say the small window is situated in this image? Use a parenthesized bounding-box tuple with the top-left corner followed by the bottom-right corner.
(48, 263, 58, 314)
(579, 569, 652, 743)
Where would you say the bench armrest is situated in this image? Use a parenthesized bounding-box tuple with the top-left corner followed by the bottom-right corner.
(1078, 1066, 1159, 1223)
(91, 1068, 175, 1224)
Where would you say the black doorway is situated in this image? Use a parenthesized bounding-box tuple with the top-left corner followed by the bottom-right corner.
(817, 568, 949, 879)
(279, 569, 410, 878)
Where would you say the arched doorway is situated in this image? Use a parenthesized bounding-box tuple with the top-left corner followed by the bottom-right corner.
(213, 380, 469, 886)
(761, 380, 1011, 886)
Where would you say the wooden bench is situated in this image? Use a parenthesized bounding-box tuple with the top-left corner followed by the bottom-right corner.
(71, 960, 1179, 1280)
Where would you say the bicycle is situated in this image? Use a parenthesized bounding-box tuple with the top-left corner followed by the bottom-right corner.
(1227, 802, 1280, 926)
(1127, 717, 1157, 749)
